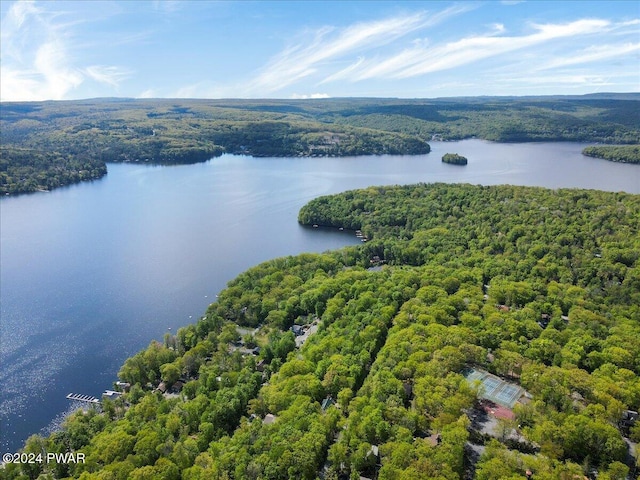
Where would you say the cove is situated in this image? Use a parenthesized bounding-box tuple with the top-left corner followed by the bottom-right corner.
(1, 140, 638, 452)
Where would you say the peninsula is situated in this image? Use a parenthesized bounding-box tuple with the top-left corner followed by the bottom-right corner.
(6, 183, 639, 480)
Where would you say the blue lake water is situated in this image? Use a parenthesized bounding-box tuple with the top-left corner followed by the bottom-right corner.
(1, 140, 638, 452)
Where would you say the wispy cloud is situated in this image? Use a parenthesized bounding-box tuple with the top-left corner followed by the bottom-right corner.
(494, 72, 620, 89)
(245, 5, 637, 97)
(1, 1, 44, 65)
(330, 19, 614, 82)
(246, 5, 474, 94)
(536, 42, 640, 70)
(2, 1, 637, 100)
(84, 65, 132, 88)
(1, 1, 80, 100)
(33, 40, 84, 97)
(0, 0, 131, 101)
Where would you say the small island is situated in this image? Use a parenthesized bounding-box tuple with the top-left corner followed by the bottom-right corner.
(442, 152, 468, 165)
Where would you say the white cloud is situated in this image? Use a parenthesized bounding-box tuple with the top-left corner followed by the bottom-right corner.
(33, 40, 83, 99)
(84, 65, 131, 88)
(320, 57, 368, 85)
(2, 2, 637, 101)
(246, 6, 474, 94)
(484, 64, 640, 94)
(531, 18, 610, 38)
(2, 0, 37, 32)
(0, 0, 132, 101)
(396, 19, 613, 78)
(1, 1, 42, 64)
(537, 42, 640, 70)
(321, 18, 622, 83)
(290, 93, 330, 99)
(235, 5, 638, 97)
(533, 74, 608, 84)
(0, 66, 41, 101)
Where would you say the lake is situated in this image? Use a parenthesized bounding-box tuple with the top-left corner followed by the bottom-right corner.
(1, 140, 638, 452)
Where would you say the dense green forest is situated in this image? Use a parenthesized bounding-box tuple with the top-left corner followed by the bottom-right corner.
(442, 153, 468, 165)
(3, 183, 639, 480)
(1, 94, 638, 195)
(582, 145, 640, 164)
(0, 146, 107, 193)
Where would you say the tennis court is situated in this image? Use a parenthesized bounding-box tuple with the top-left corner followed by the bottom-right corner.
(464, 368, 525, 408)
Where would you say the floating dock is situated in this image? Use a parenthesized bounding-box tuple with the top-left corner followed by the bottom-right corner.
(66, 393, 100, 404)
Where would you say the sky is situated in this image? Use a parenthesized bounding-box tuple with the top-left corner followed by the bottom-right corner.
(0, 0, 638, 101)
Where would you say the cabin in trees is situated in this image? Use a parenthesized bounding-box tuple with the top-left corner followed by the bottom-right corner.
(538, 313, 551, 329)
(263, 414, 277, 425)
(321, 396, 335, 411)
(620, 410, 639, 434)
(102, 390, 123, 400)
(170, 380, 184, 393)
(115, 381, 130, 392)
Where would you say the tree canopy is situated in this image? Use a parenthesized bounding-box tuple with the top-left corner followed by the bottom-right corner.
(3, 183, 639, 479)
(583, 145, 640, 164)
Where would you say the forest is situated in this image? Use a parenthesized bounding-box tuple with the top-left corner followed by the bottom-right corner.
(2, 183, 638, 480)
(582, 145, 640, 164)
(1, 94, 638, 195)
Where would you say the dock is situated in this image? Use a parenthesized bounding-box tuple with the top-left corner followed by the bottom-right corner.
(66, 393, 100, 404)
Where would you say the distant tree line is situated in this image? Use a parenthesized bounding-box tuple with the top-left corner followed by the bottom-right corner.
(1, 95, 638, 195)
(0, 147, 107, 195)
(583, 145, 640, 164)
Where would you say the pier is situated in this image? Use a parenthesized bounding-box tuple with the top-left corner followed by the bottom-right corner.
(66, 393, 100, 404)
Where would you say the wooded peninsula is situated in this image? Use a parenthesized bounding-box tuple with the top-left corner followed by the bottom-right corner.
(582, 145, 640, 164)
(3, 182, 639, 480)
(1, 94, 638, 195)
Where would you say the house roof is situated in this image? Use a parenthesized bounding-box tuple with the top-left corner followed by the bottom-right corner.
(321, 396, 335, 410)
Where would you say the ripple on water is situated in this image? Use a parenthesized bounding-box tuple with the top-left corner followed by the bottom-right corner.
(0, 330, 79, 418)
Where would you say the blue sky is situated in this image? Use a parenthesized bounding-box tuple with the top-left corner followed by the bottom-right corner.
(1, 0, 638, 101)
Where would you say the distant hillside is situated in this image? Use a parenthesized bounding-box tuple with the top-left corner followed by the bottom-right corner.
(1, 95, 638, 195)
